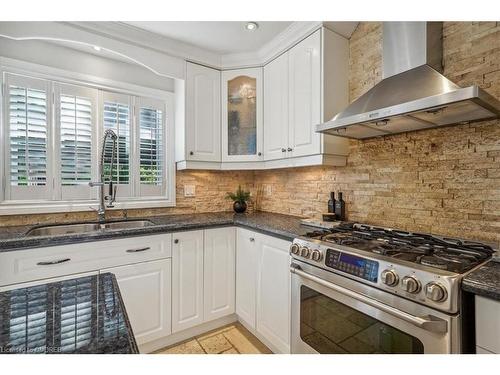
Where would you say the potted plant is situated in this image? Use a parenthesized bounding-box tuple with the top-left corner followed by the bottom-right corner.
(226, 185, 251, 213)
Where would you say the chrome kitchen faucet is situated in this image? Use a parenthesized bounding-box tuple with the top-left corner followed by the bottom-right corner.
(89, 129, 118, 222)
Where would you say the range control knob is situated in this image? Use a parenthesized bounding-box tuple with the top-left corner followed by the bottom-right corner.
(402, 276, 421, 294)
(290, 243, 300, 255)
(311, 250, 323, 262)
(425, 282, 447, 302)
(300, 247, 311, 258)
(381, 269, 399, 287)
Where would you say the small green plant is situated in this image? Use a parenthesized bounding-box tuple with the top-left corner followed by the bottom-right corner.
(226, 185, 251, 204)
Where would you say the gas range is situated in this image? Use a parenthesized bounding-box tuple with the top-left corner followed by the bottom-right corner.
(290, 222, 495, 314)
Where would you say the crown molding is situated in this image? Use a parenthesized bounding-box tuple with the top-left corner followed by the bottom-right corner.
(220, 21, 324, 69)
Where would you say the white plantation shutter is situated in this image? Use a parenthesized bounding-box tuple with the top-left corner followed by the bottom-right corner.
(55, 84, 98, 200)
(136, 97, 166, 197)
(100, 92, 131, 198)
(5, 74, 52, 201)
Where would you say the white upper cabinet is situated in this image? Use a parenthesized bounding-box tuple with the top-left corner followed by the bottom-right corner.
(263, 28, 349, 163)
(264, 52, 289, 161)
(288, 30, 321, 158)
(185, 62, 221, 162)
(222, 68, 263, 163)
(171, 230, 204, 333)
(203, 227, 236, 322)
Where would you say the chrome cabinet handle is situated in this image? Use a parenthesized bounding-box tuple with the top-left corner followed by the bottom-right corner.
(249, 237, 255, 242)
(281, 148, 286, 152)
(126, 247, 150, 253)
(290, 264, 448, 334)
(37, 258, 71, 266)
(287, 147, 293, 152)
(174, 239, 179, 244)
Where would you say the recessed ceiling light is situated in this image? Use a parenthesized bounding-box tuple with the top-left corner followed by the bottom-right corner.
(245, 22, 259, 31)
(93, 46, 101, 51)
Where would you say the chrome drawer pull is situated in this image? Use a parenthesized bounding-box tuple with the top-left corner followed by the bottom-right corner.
(290, 264, 448, 334)
(126, 247, 151, 253)
(37, 258, 71, 266)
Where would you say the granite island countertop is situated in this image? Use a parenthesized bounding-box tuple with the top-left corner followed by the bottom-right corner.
(0, 211, 310, 252)
(0, 273, 138, 354)
(462, 260, 500, 301)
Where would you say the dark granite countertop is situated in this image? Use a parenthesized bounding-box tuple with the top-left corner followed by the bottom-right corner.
(0, 273, 138, 354)
(0, 211, 308, 252)
(462, 260, 500, 301)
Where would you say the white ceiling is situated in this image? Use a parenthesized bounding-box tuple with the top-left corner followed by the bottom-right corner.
(125, 21, 294, 54)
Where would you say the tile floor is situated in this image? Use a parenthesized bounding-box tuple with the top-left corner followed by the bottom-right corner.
(154, 322, 272, 354)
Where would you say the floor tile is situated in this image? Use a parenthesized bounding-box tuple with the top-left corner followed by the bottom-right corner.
(222, 324, 272, 354)
(196, 324, 236, 341)
(198, 334, 233, 354)
(159, 339, 205, 354)
(221, 347, 239, 354)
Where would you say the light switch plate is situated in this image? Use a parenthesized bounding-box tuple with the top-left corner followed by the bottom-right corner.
(184, 184, 196, 197)
(264, 184, 272, 197)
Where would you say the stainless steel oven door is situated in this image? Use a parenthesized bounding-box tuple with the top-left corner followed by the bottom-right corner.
(291, 261, 460, 354)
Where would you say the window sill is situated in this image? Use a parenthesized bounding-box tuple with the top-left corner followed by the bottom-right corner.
(0, 199, 176, 216)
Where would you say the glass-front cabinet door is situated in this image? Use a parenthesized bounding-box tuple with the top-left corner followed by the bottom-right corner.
(222, 68, 263, 162)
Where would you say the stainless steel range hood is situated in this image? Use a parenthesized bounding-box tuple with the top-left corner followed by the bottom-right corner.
(316, 22, 500, 139)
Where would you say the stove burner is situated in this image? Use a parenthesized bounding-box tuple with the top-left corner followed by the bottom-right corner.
(303, 222, 495, 273)
(420, 256, 449, 270)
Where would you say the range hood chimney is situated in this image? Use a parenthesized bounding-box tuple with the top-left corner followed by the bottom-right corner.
(316, 22, 500, 139)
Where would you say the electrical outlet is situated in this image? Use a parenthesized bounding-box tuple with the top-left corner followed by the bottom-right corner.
(184, 184, 196, 197)
(264, 184, 272, 197)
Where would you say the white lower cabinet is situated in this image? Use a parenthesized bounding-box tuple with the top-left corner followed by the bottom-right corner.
(204, 227, 236, 322)
(235, 228, 291, 353)
(101, 259, 172, 348)
(256, 234, 291, 353)
(236, 228, 259, 329)
(475, 296, 500, 354)
(171, 230, 205, 333)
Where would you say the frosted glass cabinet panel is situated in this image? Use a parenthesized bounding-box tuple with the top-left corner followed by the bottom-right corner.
(222, 68, 263, 162)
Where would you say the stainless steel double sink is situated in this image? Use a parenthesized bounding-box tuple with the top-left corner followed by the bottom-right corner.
(26, 220, 155, 237)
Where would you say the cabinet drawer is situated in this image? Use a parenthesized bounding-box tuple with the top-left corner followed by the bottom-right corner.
(0, 234, 172, 287)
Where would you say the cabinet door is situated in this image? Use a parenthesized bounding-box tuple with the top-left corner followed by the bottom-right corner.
(222, 68, 263, 162)
(264, 53, 289, 161)
(172, 230, 204, 333)
(256, 234, 291, 353)
(101, 259, 172, 348)
(186, 62, 221, 162)
(235, 228, 258, 329)
(476, 296, 500, 353)
(204, 227, 236, 321)
(288, 30, 321, 158)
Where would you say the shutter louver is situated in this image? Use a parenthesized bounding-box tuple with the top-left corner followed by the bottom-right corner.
(60, 95, 93, 186)
(9, 85, 48, 187)
(139, 107, 163, 186)
(103, 101, 130, 185)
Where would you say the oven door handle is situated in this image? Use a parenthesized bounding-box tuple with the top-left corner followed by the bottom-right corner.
(290, 264, 448, 334)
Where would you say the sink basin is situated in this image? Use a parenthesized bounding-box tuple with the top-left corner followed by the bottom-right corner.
(26, 220, 155, 237)
(102, 220, 155, 230)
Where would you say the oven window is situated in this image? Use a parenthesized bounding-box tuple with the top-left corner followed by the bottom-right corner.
(300, 286, 424, 354)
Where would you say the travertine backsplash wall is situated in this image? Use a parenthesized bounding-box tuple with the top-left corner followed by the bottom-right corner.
(0, 170, 255, 226)
(254, 22, 500, 244)
(1, 22, 499, 246)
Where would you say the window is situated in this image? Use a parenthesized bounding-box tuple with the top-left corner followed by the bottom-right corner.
(1, 71, 175, 214)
